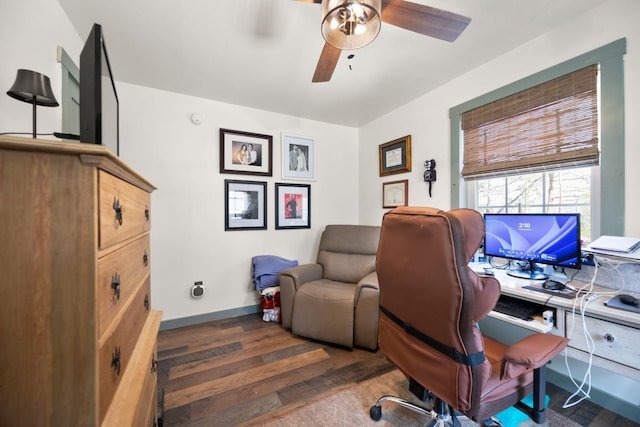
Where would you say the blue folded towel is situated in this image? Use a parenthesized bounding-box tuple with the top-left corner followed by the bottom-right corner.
(252, 255, 298, 291)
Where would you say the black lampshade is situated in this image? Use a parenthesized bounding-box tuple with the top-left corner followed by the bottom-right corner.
(7, 69, 59, 138)
(7, 69, 59, 106)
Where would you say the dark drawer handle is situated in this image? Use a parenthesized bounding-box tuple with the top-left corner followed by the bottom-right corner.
(143, 250, 149, 267)
(145, 206, 150, 221)
(111, 273, 121, 300)
(151, 354, 158, 374)
(144, 294, 150, 311)
(113, 197, 123, 225)
(111, 346, 121, 376)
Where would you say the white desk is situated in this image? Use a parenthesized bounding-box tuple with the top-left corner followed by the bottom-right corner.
(474, 265, 640, 382)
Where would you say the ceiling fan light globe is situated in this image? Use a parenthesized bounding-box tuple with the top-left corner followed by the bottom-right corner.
(321, 0, 381, 50)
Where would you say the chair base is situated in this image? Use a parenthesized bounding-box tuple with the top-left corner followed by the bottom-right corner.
(369, 395, 464, 427)
(369, 394, 504, 427)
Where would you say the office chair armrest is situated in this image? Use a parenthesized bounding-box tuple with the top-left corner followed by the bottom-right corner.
(501, 334, 569, 380)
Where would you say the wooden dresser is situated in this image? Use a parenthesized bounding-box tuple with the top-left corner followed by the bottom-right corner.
(0, 136, 162, 426)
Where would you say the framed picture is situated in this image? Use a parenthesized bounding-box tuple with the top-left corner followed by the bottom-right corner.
(275, 183, 311, 229)
(220, 128, 273, 176)
(379, 135, 411, 176)
(224, 179, 267, 231)
(282, 133, 315, 180)
(382, 179, 408, 208)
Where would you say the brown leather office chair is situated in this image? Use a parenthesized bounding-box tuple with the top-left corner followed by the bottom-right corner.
(370, 207, 569, 426)
(280, 224, 381, 350)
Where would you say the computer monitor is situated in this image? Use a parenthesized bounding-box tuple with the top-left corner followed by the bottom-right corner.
(483, 213, 581, 280)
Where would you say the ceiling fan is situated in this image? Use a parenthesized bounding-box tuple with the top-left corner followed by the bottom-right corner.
(295, 0, 471, 82)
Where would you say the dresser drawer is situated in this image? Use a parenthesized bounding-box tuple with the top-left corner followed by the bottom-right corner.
(566, 313, 640, 371)
(99, 170, 151, 249)
(132, 348, 159, 427)
(101, 311, 162, 427)
(98, 235, 151, 337)
(98, 276, 152, 422)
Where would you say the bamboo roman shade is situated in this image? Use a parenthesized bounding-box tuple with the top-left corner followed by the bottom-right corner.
(461, 65, 599, 180)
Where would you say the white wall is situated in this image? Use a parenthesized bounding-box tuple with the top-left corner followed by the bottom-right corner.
(0, 0, 83, 137)
(5, 0, 640, 323)
(118, 83, 359, 321)
(359, 0, 640, 239)
(1, 0, 360, 323)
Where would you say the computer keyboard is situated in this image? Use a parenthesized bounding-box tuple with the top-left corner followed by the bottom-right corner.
(493, 295, 541, 321)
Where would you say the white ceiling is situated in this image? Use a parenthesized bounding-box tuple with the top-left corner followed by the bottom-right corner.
(56, 0, 608, 127)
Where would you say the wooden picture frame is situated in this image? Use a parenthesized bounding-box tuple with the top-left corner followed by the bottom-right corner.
(382, 179, 409, 208)
(220, 128, 273, 176)
(275, 183, 311, 229)
(282, 133, 315, 180)
(224, 179, 267, 231)
(379, 135, 411, 176)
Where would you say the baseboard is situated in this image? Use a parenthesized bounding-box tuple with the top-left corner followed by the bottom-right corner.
(159, 304, 261, 331)
(547, 369, 640, 424)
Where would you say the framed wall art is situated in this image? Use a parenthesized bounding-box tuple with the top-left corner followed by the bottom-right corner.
(379, 135, 411, 176)
(382, 179, 408, 208)
(275, 183, 311, 229)
(220, 128, 273, 176)
(224, 179, 267, 231)
(281, 133, 315, 180)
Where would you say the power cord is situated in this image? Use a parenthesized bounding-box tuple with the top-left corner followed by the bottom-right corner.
(561, 255, 633, 408)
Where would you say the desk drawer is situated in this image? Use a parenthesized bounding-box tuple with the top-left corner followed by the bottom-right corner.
(98, 235, 151, 337)
(566, 313, 640, 371)
(99, 170, 151, 249)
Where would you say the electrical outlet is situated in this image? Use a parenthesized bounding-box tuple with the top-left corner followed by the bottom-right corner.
(191, 281, 205, 298)
(581, 252, 595, 266)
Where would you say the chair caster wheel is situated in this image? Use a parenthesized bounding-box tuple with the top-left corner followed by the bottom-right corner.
(370, 404, 382, 421)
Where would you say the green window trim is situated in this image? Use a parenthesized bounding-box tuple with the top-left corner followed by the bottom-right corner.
(57, 46, 80, 135)
(449, 38, 626, 236)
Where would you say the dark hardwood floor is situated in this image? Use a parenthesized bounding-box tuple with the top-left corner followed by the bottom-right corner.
(157, 313, 637, 427)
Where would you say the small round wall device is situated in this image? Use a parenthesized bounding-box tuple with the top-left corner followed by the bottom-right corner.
(190, 113, 202, 125)
(191, 282, 205, 298)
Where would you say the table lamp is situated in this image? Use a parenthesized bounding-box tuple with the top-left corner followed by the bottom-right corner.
(6, 69, 59, 138)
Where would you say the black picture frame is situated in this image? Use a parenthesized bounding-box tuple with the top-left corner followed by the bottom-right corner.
(224, 179, 267, 231)
(220, 128, 273, 176)
(275, 183, 311, 229)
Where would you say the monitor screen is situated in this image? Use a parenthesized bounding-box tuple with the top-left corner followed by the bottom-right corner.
(484, 213, 581, 279)
(80, 23, 119, 155)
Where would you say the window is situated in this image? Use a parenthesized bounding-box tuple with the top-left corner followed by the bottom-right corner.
(450, 39, 626, 237)
(473, 168, 593, 241)
(460, 65, 599, 242)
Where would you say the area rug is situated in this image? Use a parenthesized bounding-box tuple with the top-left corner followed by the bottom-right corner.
(251, 370, 581, 427)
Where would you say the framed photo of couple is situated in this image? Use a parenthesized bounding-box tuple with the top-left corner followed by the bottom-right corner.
(220, 128, 273, 176)
(275, 183, 311, 229)
(281, 133, 315, 180)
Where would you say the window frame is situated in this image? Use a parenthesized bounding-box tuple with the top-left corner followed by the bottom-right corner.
(450, 38, 626, 236)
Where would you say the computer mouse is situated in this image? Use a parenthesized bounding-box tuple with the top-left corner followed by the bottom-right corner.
(542, 279, 566, 291)
(619, 294, 639, 306)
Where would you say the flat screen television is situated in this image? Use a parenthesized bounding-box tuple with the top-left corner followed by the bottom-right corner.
(80, 23, 119, 155)
(483, 213, 581, 279)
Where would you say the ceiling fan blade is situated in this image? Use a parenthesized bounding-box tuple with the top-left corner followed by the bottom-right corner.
(292, 0, 322, 3)
(312, 42, 342, 82)
(381, 0, 471, 42)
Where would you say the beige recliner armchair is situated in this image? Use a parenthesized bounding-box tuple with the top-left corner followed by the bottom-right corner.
(279, 225, 381, 350)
